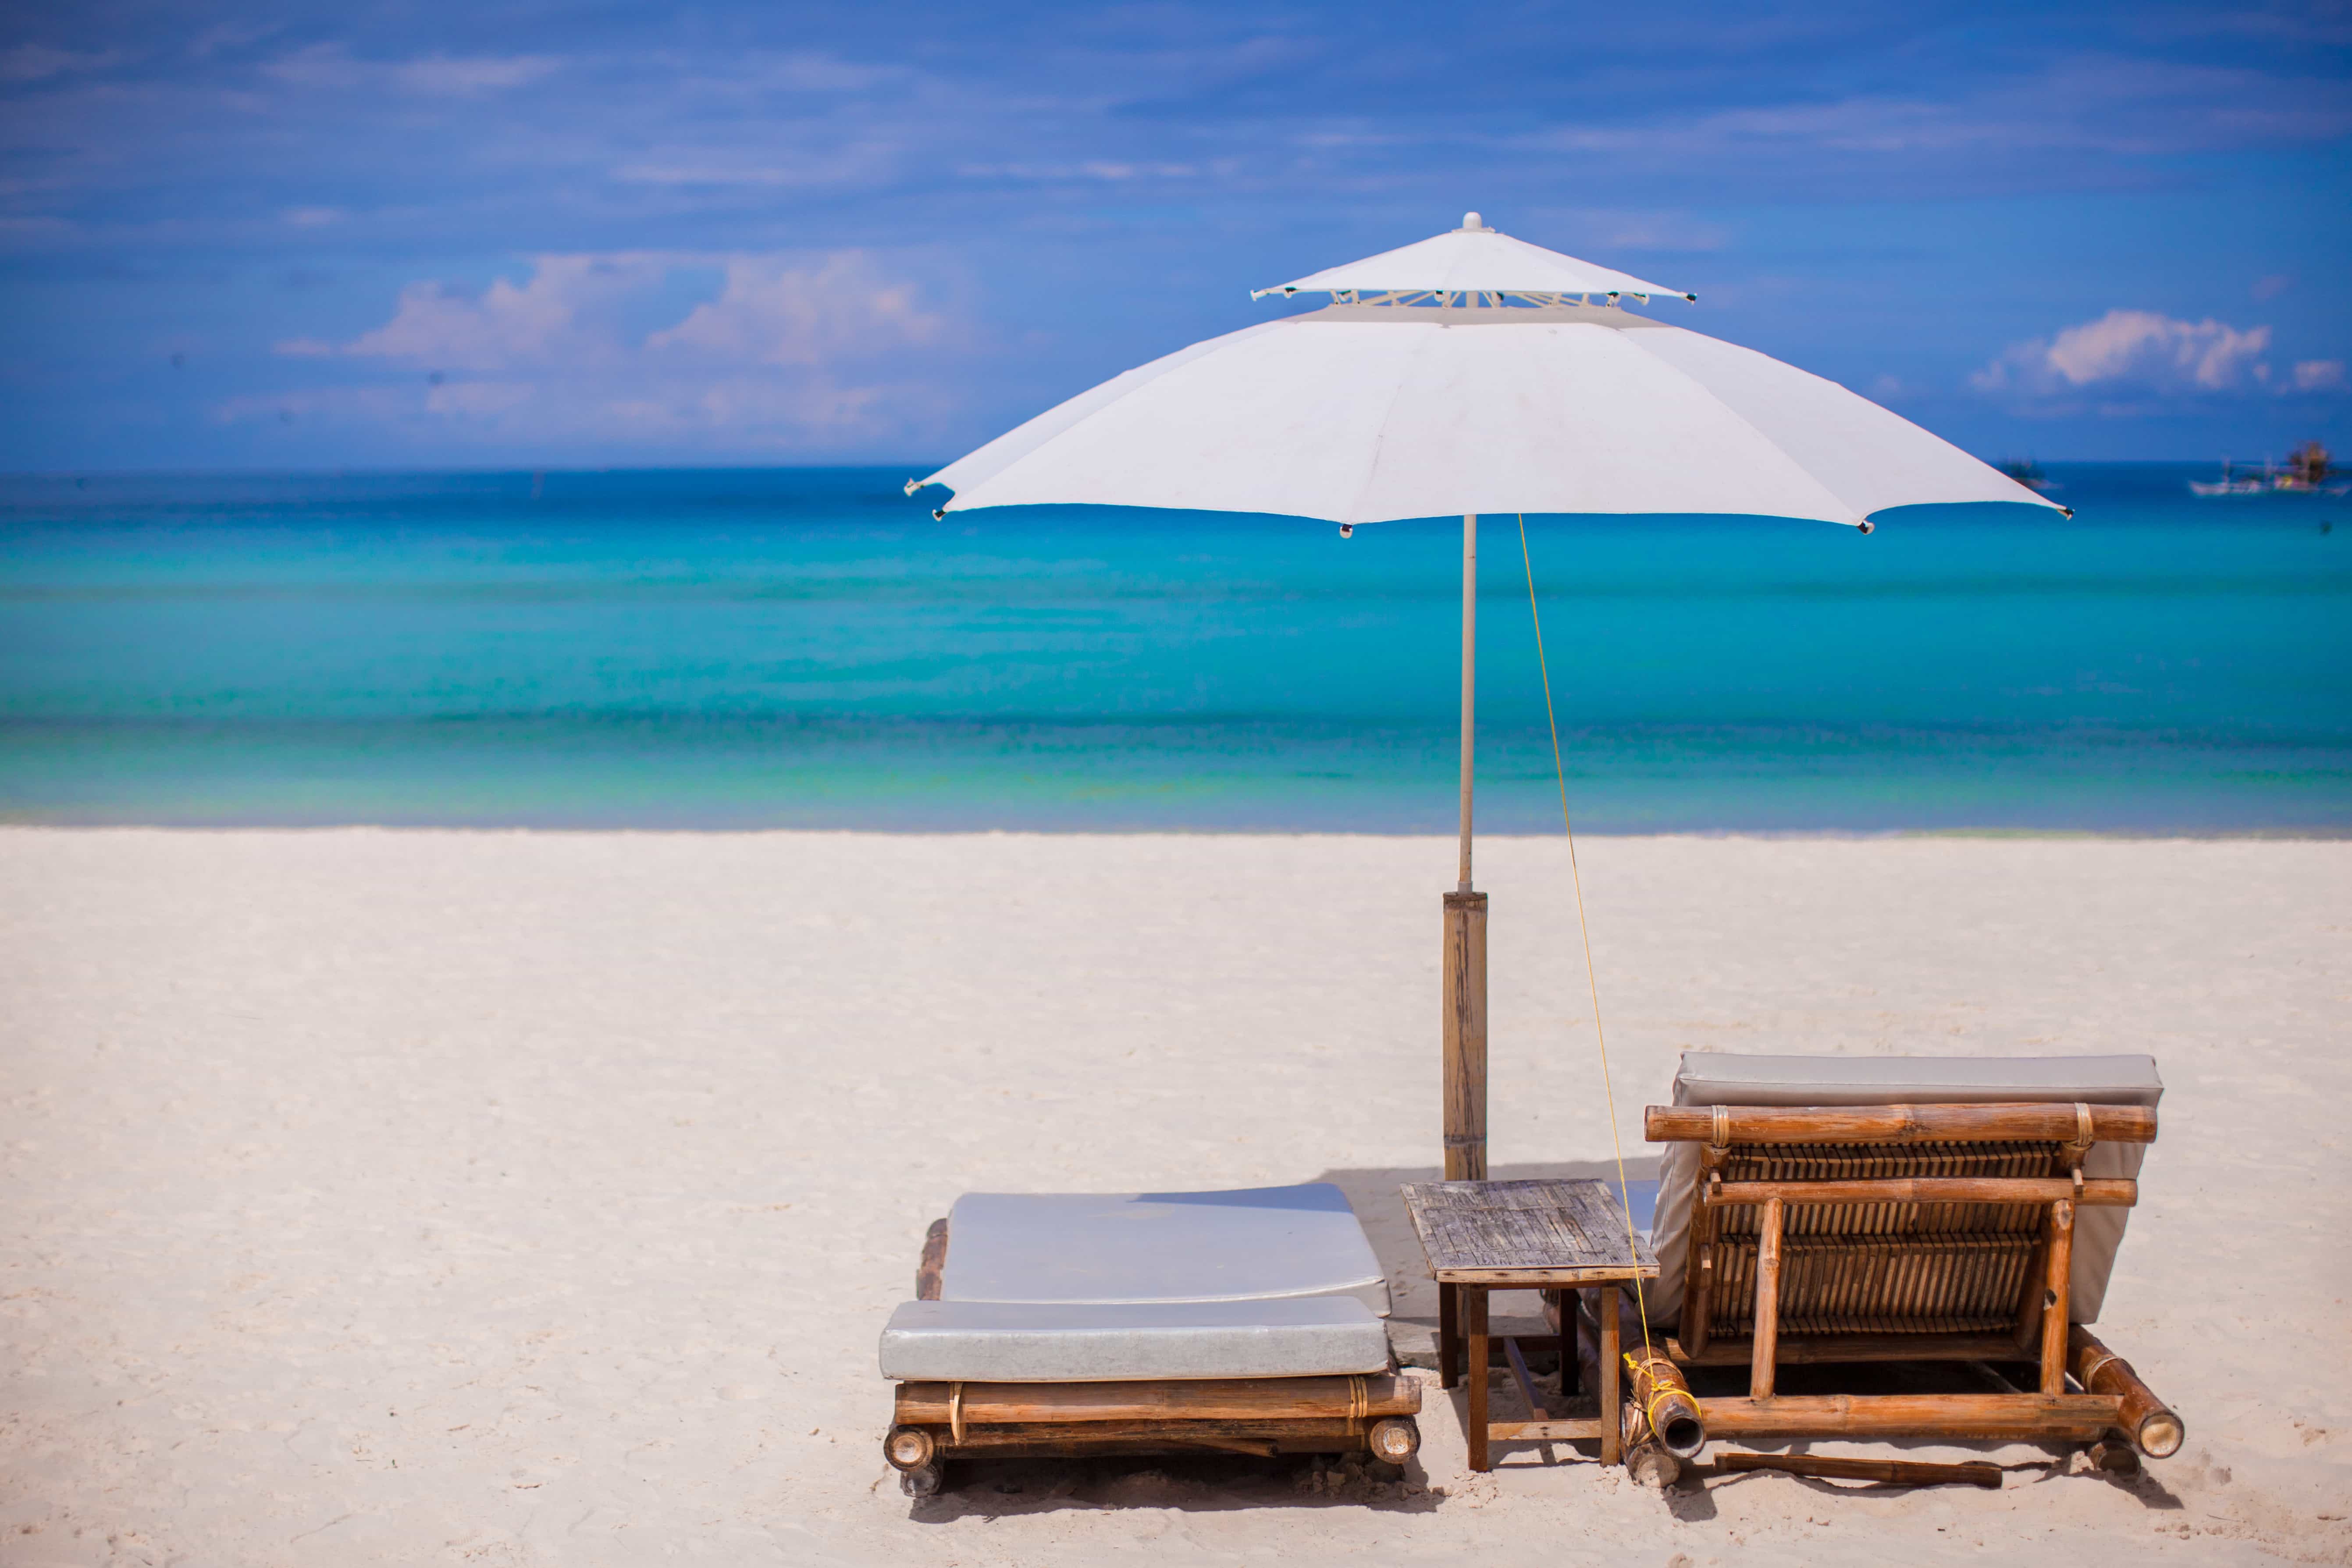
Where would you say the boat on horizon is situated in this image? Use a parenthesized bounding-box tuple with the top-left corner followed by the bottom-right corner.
(2190, 441, 2346, 496)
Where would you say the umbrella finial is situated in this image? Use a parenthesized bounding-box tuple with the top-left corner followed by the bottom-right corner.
(1462, 211, 1484, 231)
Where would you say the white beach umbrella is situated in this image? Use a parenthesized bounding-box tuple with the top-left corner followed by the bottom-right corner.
(915, 213, 2059, 531)
(907, 213, 2064, 1178)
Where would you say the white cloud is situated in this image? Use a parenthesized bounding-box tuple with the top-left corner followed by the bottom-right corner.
(646, 253, 943, 366)
(1971, 309, 2350, 412)
(2049, 311, 2269, 390)
(342, 255, 668, 370)
(1972, 310, 2274, 398)
(333, 251, 943, 375)
(246, 250, 964, 452)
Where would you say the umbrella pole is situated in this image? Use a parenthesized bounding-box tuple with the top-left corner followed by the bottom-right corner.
(1443, 513, 1489, 1181)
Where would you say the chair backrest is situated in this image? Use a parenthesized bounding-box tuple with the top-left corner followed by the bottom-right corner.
(1646, 1055, 2162, 1330)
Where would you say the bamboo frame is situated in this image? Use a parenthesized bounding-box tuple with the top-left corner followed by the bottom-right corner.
(1623, 1342, 1705, 1458)
(883, 1232, 1423, 1483)
(1670, 1332, 2022, 1366)
(893, 1375, 1420, 1426)
(2069, 1326, 2184, 1458)
(915, 1219, 949, 1301)
(1647, 1103, 2156, 1145)
(1707, 1177, 2135, 1208)
(1641, 1098, 2178, 1466)
(1714, 1451, 2002, 1488)
(2039, 1199, 2074, 1393)
(1751, 1196, 1784, 1398)
(888, 1377, 1423, 1468)
(1701, 1392, 2115, 1440)
(927, 1418, 1376, 1453)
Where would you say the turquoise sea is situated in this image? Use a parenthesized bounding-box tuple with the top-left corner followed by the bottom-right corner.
(0, 465, 2345, 832)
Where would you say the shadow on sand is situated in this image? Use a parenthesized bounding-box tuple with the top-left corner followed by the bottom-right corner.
(902, 1451, 1448, 1522)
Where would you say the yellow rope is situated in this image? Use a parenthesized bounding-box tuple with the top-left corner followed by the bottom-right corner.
(1516, 515, 1658, 1378)
(1630, 1365, 1687, 1433)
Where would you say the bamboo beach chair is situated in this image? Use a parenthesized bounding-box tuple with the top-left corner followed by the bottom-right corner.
(1628, 1054, 2182, 1475)
(877, 1184, 1422, 1495)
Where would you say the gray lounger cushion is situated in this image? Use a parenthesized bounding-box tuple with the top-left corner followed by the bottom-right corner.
(878, 1296, 1394, 1382)
(1650, 1053, 2162, 1326)
(941, 1184, 1392, 1316)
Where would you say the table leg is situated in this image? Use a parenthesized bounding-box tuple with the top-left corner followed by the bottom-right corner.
(1551, 1289, 1577, 1397)
(1438, 1280, 1459, 1390)
(1598, 1284, 1621, 1467)
(1465, 1286, 1490, 1472)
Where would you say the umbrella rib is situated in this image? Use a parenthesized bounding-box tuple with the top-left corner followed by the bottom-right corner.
(1615, 330, 1873, 526)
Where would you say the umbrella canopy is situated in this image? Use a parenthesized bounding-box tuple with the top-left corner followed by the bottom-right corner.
(914, 217, 2059, 530)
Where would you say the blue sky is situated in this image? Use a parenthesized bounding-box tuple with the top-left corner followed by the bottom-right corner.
(3, 0, 2347, 472)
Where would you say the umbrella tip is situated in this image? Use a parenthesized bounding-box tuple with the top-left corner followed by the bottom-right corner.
(1857, 519, 1876, 535)
(1461, 211, 1484, 231)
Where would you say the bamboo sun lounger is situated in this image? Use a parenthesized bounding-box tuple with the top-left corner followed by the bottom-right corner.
(1626, 1054, 2182, 1476)
(877, 1184, 1422, 1496)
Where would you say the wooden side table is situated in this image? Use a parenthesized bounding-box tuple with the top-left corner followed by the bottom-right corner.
(1401, 1178, 1659, 1472)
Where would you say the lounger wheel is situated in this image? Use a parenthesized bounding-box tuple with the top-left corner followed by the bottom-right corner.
(1367, 1416, 1419, 1465)
(884, 1425, 936, 1473)
(884, 1424, 949, 1499)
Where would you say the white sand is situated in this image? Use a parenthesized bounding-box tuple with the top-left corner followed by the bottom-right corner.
(3, 828, 2348, 1565)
